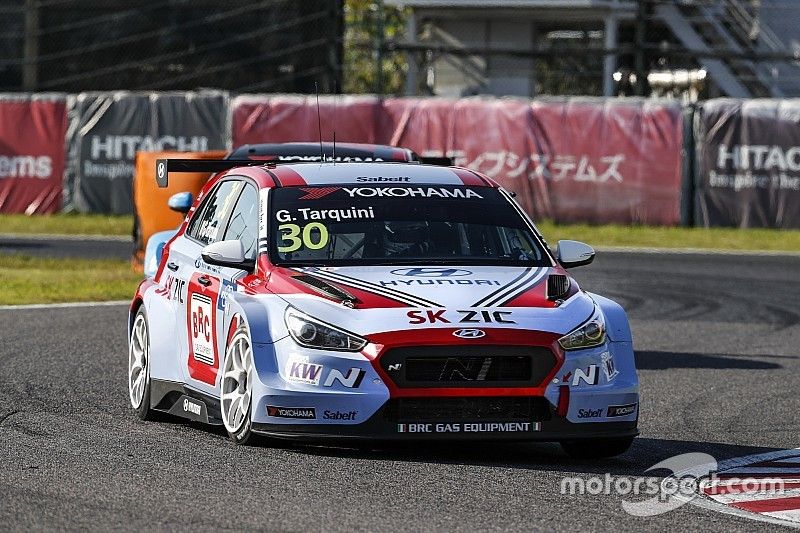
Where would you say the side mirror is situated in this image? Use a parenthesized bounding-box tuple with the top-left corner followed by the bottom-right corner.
(201, 240, 255, 271)
(556, 240, 595, 269)
(168, 192, 193, 214)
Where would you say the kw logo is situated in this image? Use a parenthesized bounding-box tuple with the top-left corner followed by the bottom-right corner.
(287, 360, 323, 385)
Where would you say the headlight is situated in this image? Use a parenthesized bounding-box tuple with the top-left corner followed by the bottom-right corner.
(558, 307, 606, 350)
(284, 308, 367, 351)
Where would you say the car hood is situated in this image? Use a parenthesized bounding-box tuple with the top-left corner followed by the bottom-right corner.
(271, 265, 595, 337)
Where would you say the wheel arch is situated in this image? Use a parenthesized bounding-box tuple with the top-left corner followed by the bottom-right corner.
(588, 292, 633, 342)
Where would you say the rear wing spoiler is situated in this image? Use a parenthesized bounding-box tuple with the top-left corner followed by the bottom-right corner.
(155, 155, 455, 188)
(418, 156, 454, 166)
(155, 159, 265, 188)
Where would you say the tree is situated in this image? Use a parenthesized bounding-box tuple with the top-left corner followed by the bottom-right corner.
(343, 0, 408, 95)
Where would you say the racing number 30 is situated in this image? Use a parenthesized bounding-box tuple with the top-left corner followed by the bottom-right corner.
(278, 222, 329, 253)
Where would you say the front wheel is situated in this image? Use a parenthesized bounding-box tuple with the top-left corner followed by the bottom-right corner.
(560, 437, 634, 459)
(129, 308, 155, 420)
(220, 327, 256, 444)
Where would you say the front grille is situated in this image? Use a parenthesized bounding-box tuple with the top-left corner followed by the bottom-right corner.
(382, 397, 552, 422)
(380, 346, 556, 388)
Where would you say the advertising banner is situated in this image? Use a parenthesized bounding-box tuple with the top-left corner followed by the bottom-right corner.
(64, 91, 229, 214)
(231, 95, 685, 225)
(0, 94, 68, 214)
(695, 99, 800, 228)
(232, 94, 381, 147)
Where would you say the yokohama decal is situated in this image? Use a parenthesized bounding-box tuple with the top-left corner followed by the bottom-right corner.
(187, 273, 220, 385)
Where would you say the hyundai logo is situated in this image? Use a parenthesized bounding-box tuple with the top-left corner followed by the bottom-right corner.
(391, 268, 472, 278)
(452, 329, 486, 339)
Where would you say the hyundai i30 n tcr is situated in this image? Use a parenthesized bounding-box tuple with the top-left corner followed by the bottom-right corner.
(128, 159, 639, 458)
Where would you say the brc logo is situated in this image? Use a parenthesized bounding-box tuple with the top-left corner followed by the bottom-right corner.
(192, 305, 211, 342)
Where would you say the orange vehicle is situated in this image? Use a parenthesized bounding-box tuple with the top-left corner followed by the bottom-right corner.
(133, 150, 226, 270)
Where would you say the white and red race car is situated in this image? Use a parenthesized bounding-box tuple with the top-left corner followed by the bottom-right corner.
(128, 159, 639, 458)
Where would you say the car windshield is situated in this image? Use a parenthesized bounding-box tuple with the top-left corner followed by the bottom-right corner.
(268, 185, 550, 267)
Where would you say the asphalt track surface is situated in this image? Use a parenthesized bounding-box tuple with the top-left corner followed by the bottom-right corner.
(0, 234, 132, 260)
(1, 251, 799, 531)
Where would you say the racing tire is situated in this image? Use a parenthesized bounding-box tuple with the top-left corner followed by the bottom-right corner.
(560, 437, 634, 459)
(129, 307, 156, 420)
(220, 326, 256, 445)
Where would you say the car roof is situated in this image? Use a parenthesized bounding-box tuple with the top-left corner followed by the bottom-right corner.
(228, 142, 417, 162)
(258, 162, 492, 188)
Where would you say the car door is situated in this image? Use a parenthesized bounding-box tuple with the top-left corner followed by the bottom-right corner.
(168, 179, 248, 393)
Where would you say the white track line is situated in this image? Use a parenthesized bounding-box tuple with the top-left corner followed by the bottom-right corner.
(0, 300, 129, 310)
(674, 447, 800, 529)
(0, 233, 130, 242)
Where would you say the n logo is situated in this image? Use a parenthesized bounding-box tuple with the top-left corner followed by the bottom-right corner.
(571, 365, 599, 386)
(323, 368, 365, 388)
(439, 357, 492, 381)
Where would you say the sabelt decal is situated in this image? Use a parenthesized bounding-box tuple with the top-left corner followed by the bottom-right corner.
(355, 176, 410, 182)
(397, 422, 541, 433)
(577, 408, 603, 419)
(267, 405, 316, 419)
(322, 410, 358, 420)
(607, 403, 637, 417)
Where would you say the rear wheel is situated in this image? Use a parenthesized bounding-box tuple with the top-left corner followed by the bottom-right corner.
(221, 327, 255, 444)
(560, 437, 634, 459)
(128, 308, 155, 420)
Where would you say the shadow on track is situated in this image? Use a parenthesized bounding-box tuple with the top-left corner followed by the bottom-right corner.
(635, 350, 792, 370)
(247, 437, 788, 478)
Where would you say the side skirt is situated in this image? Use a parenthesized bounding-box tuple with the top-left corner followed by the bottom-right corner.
(150, 378, 223, 425)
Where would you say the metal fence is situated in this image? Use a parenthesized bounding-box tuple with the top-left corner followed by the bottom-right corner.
(0, 0, 342, 93)
(2, 1, 800, 99)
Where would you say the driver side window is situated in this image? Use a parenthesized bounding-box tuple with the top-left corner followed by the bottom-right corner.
(222, 184, 259, 260)
(187, 181, 244, 245)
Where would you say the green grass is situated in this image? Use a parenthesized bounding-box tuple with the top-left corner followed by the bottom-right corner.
(0, 214, 133, 236)
(1, 220, 798, 305)
(536, 221, 800, 252)
(1, 213, 799, 252)
(0, 255, 142, 305)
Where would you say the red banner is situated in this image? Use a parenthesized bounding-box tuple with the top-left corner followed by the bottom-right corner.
(0, 95, 67, 214)
(232, 95, 684, 225)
